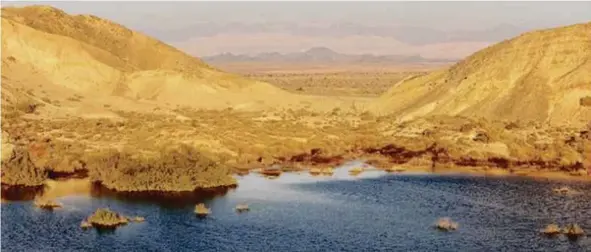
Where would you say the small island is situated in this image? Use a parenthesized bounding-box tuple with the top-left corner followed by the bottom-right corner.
(33, 198, 62, 210)
(235, 203, 250, 213)
(435, 217, 458, 231)
(195, 203, 211, 218)
(82, 208, 129, 229)
(563, 224, 585, 239)
(541, 224, 561, 236)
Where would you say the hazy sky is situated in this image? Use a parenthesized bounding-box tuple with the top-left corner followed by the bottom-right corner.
(5, 2, 590, 30)
(4, 1, 591, 57)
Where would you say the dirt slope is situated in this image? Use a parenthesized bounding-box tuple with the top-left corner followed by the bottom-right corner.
(371, 22, 591, 127)
(1, 6, 358, 114)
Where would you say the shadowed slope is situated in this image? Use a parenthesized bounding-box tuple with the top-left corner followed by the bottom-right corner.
(371, 22, 591, 126)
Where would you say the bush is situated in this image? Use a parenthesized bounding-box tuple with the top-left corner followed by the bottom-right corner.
(15, 99, 38, 114)
(580, 96, 591, 107)
(85, 144, 236, 192)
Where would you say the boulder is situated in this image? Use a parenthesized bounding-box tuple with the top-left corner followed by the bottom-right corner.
(235, 203, 250, 213)
(194, 203, 210, 218)
(541, 224, 561, 236)
(435, 217, 458, 231)
(85, 208, 129, 229)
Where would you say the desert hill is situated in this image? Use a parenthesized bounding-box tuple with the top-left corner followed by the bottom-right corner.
(1, 6, 360, 116)
(370, 22, 591, 126)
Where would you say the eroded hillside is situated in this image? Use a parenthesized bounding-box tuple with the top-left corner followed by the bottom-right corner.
(1, 5, 362, 115)
(371, 22, 591, 127)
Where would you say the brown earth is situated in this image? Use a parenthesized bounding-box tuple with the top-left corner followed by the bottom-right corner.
(1, 6, 590, 202)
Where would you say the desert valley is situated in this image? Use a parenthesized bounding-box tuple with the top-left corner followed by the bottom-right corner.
(1, 4, 591, 251)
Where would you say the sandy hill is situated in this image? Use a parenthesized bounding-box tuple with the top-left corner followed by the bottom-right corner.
(371, 22, 591, 126)
(1, 6, 358, 116)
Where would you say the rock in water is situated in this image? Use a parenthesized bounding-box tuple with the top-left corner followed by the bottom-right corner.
(552, 186, 580, 196)
(85, 208, 129, 229)
(235, 203, 250, 213)
(80, 220, 92, 229)
(195, 203, 210, 218)
(34, 198, 62, 210)
(349, 167, 364, 176)
(261, 167, 282, 178)
(321, 167, 334, 176)
(563, 224, 585, 239)
(541, 224, 561, 236)
(435, 217, 459, 231)
(309, 168, 321, 176)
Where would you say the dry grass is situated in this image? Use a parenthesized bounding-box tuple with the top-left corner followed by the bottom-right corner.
(2, 105, 588, 193)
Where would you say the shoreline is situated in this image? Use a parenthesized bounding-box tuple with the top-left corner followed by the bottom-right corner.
(3, 163, 588, 204)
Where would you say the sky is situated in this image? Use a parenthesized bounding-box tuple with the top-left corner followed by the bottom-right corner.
(3, 1, 591, 58)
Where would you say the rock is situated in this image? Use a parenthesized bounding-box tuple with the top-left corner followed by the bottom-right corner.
(473, 131, 490, 143)
(131, 216, 145, 222)
(563, 224, 585, 239)
(80, 220, 92, 229)
(569, 169, 587, 177)
(386, 166, 406, 173)
(321, 167, 334, 176)
(34, 198, 62, 210)
(309, 168, 321, 176)
(552, 186, 580, 195)
(194, 203, 210, 218)
(261, 167, 282, 177)
(86, 208, 129, 229)
(541, 224, 561, 236)
(349, 167, 364, 176)
(235, 203, 249, 213)
(435, 217, 458, 231)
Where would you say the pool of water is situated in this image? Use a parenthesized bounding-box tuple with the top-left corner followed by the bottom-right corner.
(2, 168, 591, 251)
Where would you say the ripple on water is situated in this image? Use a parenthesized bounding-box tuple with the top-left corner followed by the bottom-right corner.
(2, 174, 591, 251)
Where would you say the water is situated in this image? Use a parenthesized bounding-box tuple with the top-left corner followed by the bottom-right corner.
(2, 169, 591, 251)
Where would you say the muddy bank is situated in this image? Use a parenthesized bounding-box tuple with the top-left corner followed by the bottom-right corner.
(90, 182, 237, 207)
(1, 183, 45, 201)
(2, 112, 589, 201)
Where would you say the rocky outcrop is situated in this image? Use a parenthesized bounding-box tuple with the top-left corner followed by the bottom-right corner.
(33, 198, 62, 210)
(435, 217, 458, 231)
(563, 224, 585, 239)
(194, 203, 210, 218)
(83, 208, 129, 229)
(235, 203, 249, 213)
(1, 145, 47, 187)
(541, 224, 561, 236)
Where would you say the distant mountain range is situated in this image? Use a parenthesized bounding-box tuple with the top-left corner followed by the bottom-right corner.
(203, 47, 458, 64)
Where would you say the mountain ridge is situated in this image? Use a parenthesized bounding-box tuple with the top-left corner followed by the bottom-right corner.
(203, 46, 458, 65)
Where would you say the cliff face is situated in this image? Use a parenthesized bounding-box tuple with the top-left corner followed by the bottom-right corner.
(371, 22, 591, 127)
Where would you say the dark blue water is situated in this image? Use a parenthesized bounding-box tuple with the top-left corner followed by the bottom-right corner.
(2, 171, 591, 252)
